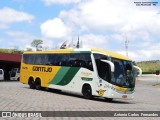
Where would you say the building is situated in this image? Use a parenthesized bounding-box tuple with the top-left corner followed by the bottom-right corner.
(0, 52, 22, 80)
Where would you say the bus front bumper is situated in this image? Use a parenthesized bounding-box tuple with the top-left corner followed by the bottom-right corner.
(106, 89, 135, 100)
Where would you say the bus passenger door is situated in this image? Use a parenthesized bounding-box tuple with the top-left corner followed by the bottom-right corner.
(95, 60, 113, 96)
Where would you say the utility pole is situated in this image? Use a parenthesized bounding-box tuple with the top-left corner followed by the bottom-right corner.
(125, 36, 129, 57)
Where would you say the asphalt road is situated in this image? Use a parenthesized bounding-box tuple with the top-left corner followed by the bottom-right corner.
(0, 76, 160, 120)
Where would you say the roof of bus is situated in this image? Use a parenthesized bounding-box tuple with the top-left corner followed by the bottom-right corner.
(24, 48, 131, 61)
(91, 48, 131, 61)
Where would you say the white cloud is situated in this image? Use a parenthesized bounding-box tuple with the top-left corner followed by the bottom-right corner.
(58, 0, 160, 61)
(110, 34, 124, 42)
(118, 40, 160, 61)
(5, 31, 37, 49)
(0, 7, 34, 29)
(39, 0, 160, 61)
(43, 0, 80, 5)
(79, 34, 109, 49)
(60, 0, 160, 34)
(118, 48, 160, 62)
(40, 18, 69, 39)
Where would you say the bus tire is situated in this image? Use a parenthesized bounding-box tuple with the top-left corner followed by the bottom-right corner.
(82, 84, 92, 99)
(35, 78, 42, 90)
(105, 98, 113, 102)
(17, 77, 20, 81)
(28, 78, 35, 89)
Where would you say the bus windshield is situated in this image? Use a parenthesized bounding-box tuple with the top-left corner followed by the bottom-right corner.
(94, 54, 135, 88)
(110, 58, 135, 88)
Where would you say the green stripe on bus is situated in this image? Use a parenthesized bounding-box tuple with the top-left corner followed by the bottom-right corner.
(81, 77, 93, 81)
(49, 67, 70, 85)
(57, 67, 80, 86)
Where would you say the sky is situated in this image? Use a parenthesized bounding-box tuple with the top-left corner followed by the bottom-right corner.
(0, 0, 160, 61)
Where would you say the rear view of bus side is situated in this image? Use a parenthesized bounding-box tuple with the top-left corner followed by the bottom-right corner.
(20, 48, 137, 101)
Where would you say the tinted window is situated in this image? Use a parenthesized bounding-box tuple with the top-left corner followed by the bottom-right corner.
(23, 54, 29, 64)
(56, 54, 65, 66)
(94, 54, 108, 60)
(23, 53, 93, 71)
(23, 54, 35, 64)
(34, 54, 46, 65)
(46, 54, 69, 66)
(111, 58, 135, 88)
(46, 54, 56, 65)
(94, 54, 110, 81)
(68, 53, 93, 71)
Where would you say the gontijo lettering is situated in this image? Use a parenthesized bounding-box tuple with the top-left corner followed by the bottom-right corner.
(32, 66, 52, 72)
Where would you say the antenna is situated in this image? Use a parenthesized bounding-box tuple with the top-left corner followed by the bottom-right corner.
(125, 35, 129, 57)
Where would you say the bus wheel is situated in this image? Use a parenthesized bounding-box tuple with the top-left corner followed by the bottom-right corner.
(28, 79, 35, 89)
(105, 98, 113, 102)
(35, 78, 41, 90)
(82, 85, 92, 99)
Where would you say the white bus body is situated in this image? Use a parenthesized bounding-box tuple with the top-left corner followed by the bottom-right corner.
(20, 48, 137, 101)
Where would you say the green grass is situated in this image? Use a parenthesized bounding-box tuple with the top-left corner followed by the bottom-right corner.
(0, 48, 23, 54)
(0, 48, 13, 53)
(136, 60, 160, 73)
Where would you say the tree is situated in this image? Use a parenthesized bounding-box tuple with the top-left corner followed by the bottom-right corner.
(31, 39, 43, 51)
(26, 47, 33, 51)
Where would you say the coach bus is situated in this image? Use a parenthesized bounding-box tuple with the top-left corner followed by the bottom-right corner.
(20, 48, 139, 101)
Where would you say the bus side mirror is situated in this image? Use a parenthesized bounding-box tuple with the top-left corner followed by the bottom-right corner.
(133, 66, 142, 76)
(100, 59, 115, 72)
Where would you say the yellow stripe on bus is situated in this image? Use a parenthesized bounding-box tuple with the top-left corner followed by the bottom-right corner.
(43, 66, 61, 87)
(92, 48, 130, 61)
(114, 85, 127, 92)
(24, 49, 74, 54)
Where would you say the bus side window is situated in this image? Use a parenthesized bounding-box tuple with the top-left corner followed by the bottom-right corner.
(79, 60, 86, 67)
(23, 54, 29, 64)
(28, 54, 35, 64)
(41, 54, 46, 64)
(81, 54, 93, 71)
(85, 60, 93, 71)
(78, 55, 86, 67)
(34, 54, 44, 65)
(45, 54, 55, 65)
(60, 54, 69, 66)
(87, 61, 93, 71)
(52, 54, 58, 65)
(34, 55, 39, 64)
(33, 54, 49, 65)
(44, 54, 49, 65)
(65, 54, 70, 66)
(55, 54, 62, 66)
(69, 54, 76, 67)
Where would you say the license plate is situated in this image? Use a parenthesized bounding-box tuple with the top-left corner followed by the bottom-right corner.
(122, 95, 127, 99)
